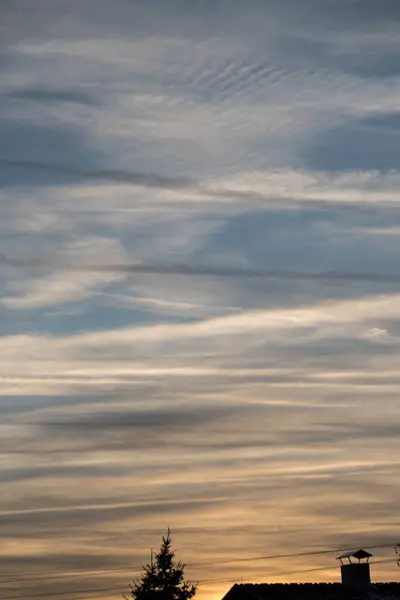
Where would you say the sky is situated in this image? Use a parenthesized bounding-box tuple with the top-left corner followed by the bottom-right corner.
(1, 0, 400, 599)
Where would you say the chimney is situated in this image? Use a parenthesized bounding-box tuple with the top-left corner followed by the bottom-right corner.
(337, 549, 372, 587)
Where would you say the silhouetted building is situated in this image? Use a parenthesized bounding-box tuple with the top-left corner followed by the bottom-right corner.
(222, 550, 400, 600)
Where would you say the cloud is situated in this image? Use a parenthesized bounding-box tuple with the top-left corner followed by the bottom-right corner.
(2, 162, 400, 211)
(7, 87, 99, 106)
(55, 291, 400, 346)
(0, 157, 192, 189)
(1, 237, 127, 309)
(100, 291, 237, 318)
(1, 291, 400, 399)
(2, 0, 400, 596)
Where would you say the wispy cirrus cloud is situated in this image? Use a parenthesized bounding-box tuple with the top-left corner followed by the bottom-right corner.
(1, 0, 400, 597)
(1, 236, 128, 309)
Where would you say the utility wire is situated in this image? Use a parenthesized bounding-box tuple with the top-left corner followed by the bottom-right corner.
(1, 544, 398, 585)
(0, 588, 127, 600)
(0, 592, 126, 600)
(0, 568, 143, 585)
(34, 593, 124, 600)
(0, 581, 234, 600)
(1, 560, 399, 600)
(268, 558, 399, 580)
(188, 543, 400, 567)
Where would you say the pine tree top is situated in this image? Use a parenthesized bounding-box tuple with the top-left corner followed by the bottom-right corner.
(127, 529, 197, 600)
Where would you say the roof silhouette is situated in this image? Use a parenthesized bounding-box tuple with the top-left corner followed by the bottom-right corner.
(222, 583, 400, 600)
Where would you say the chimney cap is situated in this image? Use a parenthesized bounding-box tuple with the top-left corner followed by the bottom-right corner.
(337, 549, 373, 561)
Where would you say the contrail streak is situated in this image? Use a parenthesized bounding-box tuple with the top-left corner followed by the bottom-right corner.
(0, 254, 399, 284)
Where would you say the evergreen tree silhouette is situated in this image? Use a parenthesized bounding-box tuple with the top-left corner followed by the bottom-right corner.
(126, 529, 197, 600)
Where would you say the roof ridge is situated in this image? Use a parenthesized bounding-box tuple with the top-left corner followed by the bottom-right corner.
(235, 582, 400, 590)
(239, 583, 345, 586)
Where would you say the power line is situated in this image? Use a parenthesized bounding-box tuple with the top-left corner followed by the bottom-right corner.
(268, 558, 399, 580)
(1, 543, 398, 585)
(0, 568, 142, 585)
(0, 581, 234, 600)
(188, 543, 400, 567)
(1, 559, 399, 600)
(6, 592, 126, 600)
(0, 588, 126, 600)
(40, 594, 124, 600)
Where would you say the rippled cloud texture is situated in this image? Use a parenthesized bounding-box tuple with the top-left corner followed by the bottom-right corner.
(1, 1, 400, 599)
